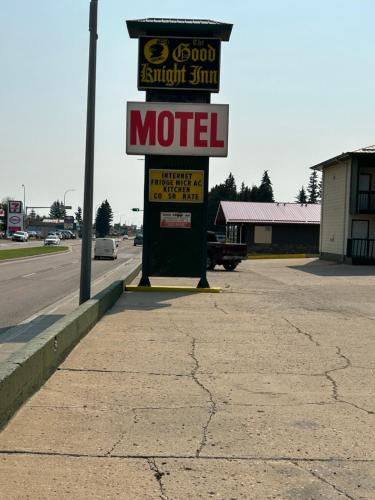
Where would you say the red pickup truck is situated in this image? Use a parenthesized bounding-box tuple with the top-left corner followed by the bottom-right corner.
(207, 231, 247, 271)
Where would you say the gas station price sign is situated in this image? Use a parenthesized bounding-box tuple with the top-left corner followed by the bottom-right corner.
(149, 169, 204, 203)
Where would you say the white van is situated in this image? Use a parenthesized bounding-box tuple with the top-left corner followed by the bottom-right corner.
(94, 238, 118, 260)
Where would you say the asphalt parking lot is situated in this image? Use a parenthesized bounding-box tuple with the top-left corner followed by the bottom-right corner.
(1, 257, 375, 499)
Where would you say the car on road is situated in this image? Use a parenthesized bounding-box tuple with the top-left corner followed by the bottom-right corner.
(133, 233, 143, 246)
(44, 235, 61, 246)
(27, 230, 37, 239)
(122, 234, 129, 240)
(12, 231, 29, 242)
(94, 238, 118, 260)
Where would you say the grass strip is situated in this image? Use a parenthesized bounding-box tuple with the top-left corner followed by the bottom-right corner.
(0, 246, 69, 261)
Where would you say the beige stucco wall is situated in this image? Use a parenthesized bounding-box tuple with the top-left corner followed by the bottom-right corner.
(320, 160, 351, 258)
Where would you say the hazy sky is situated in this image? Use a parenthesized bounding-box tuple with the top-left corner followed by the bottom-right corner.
(1, 0, 375, 226)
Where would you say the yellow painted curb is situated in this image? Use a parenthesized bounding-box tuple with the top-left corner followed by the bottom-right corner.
(248, 254, 318, 260)
(126, 285, 222, 293)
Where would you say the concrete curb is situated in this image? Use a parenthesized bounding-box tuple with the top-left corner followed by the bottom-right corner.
(0, 262, 141, 430)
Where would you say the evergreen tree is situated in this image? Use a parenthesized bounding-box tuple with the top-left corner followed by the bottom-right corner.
(307, 170, 319, 203)
(95, 200, 113, 237)
(249, 185, 259, 201)
(296, 186, 307, 203)
(257, 170, 274, 202)
(75, 206, 83, 224)
(239, 182, 254, 201)
(49, 200, 65, 218)
(318, 177, 323, 202)
(223, 172, 237, 200)
(207, 173, 239, 229)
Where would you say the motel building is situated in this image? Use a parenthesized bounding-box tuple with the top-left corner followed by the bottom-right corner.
(312, 145, 375, 264)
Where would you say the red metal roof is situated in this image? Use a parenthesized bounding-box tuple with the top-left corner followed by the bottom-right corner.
(215, 202, 321, 225)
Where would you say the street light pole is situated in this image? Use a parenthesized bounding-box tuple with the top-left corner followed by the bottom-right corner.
(80, 0, 98, 304)
(21, 184, 25, 211)
(21, 184, 26, 227)
(63, 189, 76, 209)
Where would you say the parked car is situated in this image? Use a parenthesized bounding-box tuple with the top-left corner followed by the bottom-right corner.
(44, 235, 61, 246)
(207, 231, 247, 271)
(94, 238, 118, 260)
(12, 231, 29, 242)
(67, 230, 76, 239)
(133, 233, 143, 246)
(35, 231, 43, 239)
(27, 230, 37, 239)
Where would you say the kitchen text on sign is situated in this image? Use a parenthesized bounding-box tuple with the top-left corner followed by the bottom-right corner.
(138, 37, 221, 92)
(126, 102, 229, 157)
(149, 170, 204, 203)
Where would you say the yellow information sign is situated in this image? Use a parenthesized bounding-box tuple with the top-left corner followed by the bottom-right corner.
(149, 169, 204, 203)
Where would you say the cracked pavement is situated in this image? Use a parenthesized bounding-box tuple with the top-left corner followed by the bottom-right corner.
(1, 258, 375, 498)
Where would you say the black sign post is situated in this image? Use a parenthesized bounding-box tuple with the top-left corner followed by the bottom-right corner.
(126, 19, 232, 288)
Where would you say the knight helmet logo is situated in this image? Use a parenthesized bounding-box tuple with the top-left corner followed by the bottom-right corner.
(144, 38, 169, 64)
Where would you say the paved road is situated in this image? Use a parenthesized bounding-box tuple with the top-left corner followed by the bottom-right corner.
(1, 257, 375, 498)
(0, 238, 141, 333)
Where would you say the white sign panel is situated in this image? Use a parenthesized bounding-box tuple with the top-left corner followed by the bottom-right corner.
(126, 102, 229, 157)
(160, 212, 191, 228)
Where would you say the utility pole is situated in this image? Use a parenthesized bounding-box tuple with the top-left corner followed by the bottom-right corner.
(79, 0, 98, 304)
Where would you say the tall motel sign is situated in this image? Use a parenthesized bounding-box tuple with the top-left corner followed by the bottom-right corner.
(126, 19, 232, 287)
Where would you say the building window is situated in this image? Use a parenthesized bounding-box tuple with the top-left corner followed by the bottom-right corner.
(254, 225, 272, 244)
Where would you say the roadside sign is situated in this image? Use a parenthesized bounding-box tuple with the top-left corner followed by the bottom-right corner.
(138, 37, 221, 92)
(7, 200, 23, 232)
(160, 212, 191, 228)
(126, 102, 229, 157)
(149, 169, 204, 203)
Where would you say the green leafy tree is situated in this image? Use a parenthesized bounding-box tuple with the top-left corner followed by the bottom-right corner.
(95, 199, 113, 237)
(49, 200, 65, 218)
(257, 170, 274, 202)
(307, 170, 319, 203)
(296, 186, 307, 203)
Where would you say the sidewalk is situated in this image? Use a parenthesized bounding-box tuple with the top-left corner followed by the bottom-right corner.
(1, 258, 375, 499)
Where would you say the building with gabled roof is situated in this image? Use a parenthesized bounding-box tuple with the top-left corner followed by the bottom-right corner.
(311, 144, 375, 264)
(215, 201, 320, 254)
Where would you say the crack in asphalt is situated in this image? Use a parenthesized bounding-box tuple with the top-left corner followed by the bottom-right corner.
(189, 338, 217, 458)
(167, 314, 218, 458)
(58, 368, 189, 377)
(281, 322, 375, 417)
(324, 347, 375, 415)
(146, 458, 169, 500)
(283, 317, 321, 347)
(291, 461, 356, 499)
(212, 299, 229, 315)
(3, 450, 375, 462)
